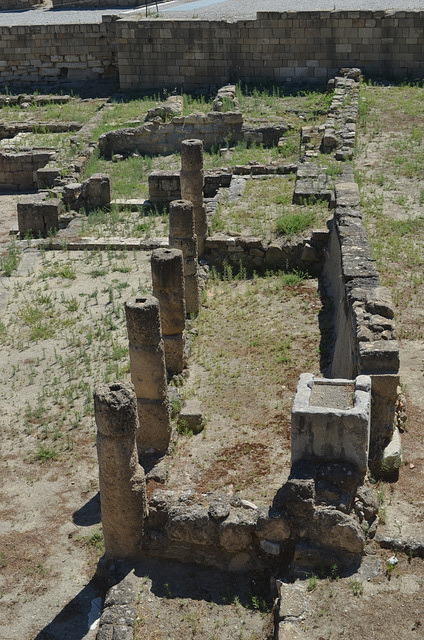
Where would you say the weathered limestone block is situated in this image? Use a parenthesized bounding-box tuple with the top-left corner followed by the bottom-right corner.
(80, 172, 111, 210)
(309, 507, 366, 554)
(255, 507, 291, 543)
(167, 504, 218, 546)
(219, 510, 257, 552)
(62, 182, 82, 207)
(17, 193, 62, 237)
(291, 374, 371, 476)
(177, 398, 204, 434)
(125, 297, 171, 455)
(94, 381, 147, 560)
(381, 426, 403, 473)
(145, 95, 183, 122)
(169, 199, 199, 315)
(148, 170, 180, 207)
(36, 167, 61, 189)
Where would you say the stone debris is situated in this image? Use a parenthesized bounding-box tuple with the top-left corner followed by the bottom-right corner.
(177, 398, 204, 434)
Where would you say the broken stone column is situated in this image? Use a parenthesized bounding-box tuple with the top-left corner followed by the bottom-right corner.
(94, 381, 147, 560)
(180, 138, 207, 257)
(151, 247, 186, 375)
(169, 199, 200, 315)
(125, 296, 171, 455)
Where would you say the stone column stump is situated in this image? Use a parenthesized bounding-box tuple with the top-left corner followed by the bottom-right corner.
(151, 247, 186, 375)
(180, 138, 207, 257)
(94, 381, 147, 560)
(169, 199, 200, 315)
(125, 296, 171, 456)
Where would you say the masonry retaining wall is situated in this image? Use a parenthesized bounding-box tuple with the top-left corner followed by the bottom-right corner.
(117, 11, 424, 90)
(0, 18, 118, 87)
(1, 0, 37, 8)
(0, 11, 423, 89)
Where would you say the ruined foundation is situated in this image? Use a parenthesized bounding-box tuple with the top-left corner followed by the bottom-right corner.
(180, 138, 208, 257)
(94, 381, 147, 560)
(151, 247, 186, 375)
(168, 199, 200, 316)
(125, 296, 171, 456)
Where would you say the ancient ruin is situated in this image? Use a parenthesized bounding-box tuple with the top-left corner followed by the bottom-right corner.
(168, 198, 200, 315)
(125, 296, 172, 456)
(0, 5, 418, 630)
(151, 247, 186, 375)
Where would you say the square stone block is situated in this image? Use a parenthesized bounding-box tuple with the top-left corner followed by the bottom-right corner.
(291, 373, 371, 475)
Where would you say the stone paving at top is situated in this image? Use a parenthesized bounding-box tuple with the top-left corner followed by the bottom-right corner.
(1, 0, 424, 25)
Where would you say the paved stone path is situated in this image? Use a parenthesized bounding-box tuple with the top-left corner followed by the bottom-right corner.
(0, 0, 423, 25)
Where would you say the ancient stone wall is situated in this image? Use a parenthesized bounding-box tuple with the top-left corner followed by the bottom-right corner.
(0, 149, 55, 191)
(1, 0, 37, 8)
(52, 0, 140, 6)
(323, 181, 400, 475)
(0, 11, 423, 89)
(98, 111, 243, 158)
(117, 11, 424, 90)
(0, 18, 118, 87)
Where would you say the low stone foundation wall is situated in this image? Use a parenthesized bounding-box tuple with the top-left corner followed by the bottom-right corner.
(204, 229, 328, 275)
(98, 111, 244, 158)
(324, 180, 400, 475)
(0, 149, 55, 191)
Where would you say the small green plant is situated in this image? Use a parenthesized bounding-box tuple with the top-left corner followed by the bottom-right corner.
(348, 579, 363, 596)
(177, 419, 194, 437)
(307, 575, 318, 592)
(275, 211, 315, 237)
(0, 240, 20, 276)
(34, 445, 58, 463)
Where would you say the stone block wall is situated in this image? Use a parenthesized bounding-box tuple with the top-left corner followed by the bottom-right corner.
(52, 0, 142, 6)
(117, 11, 424, 90)
(0, 19, 118, 88)
(0, 11, 423, 89)
(0, 149, 55, 191)
(1, 0, 37, 8)
(98, 111, 243, 157)
(323, 181, 400, 474)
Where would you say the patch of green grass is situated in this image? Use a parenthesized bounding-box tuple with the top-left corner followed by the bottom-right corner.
(275, 210, 316, 237)
(0, 240, 20, 276)
(34, 445, 59, 463)
(39, 260, 76, 280)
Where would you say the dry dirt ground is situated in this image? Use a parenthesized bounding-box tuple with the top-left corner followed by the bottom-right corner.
(1, 84, 424, 640)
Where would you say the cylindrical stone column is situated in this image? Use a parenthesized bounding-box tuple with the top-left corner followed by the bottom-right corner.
(180, 138, 207, 257)
(169, 199, 200, 315)
(94, 381, 147, 560)
(151, 248, 186, 375)
(125, 296, 171, 455)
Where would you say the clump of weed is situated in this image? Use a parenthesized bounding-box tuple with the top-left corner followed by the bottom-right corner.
(275, 210, 315, 237)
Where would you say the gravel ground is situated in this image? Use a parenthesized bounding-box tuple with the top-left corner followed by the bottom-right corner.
(1, 0, 424, 25)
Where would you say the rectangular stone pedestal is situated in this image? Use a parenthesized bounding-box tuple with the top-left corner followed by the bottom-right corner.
(291, 373, 371, 475)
